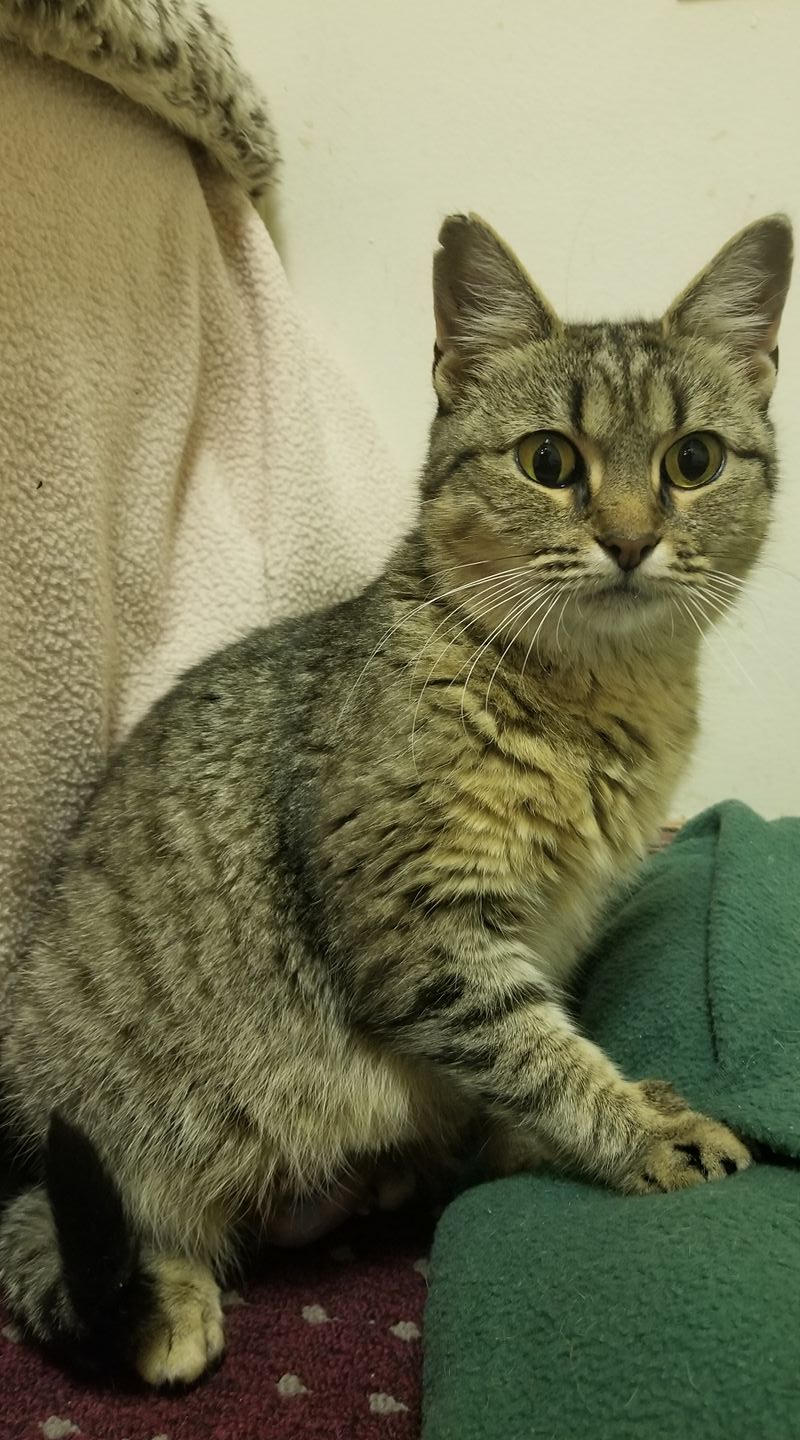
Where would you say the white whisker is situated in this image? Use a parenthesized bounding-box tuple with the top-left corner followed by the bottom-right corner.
(530, 586, 566, 662)
(483, 585, 564, 715)
(705, 569, 751, 590)
(690, 585, 735, 623)
(408, 579, 536, 770)
(457, 585, 559, 742)
(676, 565, 772, 602)
(406, 571, 533, 696)
(431, 552, 536, 579)
(753, 559, 800, 586)
(693, 585, 788, 687)
(554, 592, 571, 655)
(682, 591, 756, 690)
(334, 563, 541, 732)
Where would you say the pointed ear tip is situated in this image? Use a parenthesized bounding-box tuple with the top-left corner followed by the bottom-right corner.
(436, 211, 499, 246)
(747, 212, 793, 262)
(436, 212, 470, 246)
(760, 211, 792, 234)
(760, 215, 794, 286)
(758, 211, 793, 243)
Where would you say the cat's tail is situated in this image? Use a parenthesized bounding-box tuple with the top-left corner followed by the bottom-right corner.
(0, 1112, 152, 1371)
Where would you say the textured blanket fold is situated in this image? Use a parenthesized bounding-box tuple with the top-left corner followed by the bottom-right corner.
(0, 0, 279, 203)
(423, 802, 800, 1440)
(0, 15, 412, 1009)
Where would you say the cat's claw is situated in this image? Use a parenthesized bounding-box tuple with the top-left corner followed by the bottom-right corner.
(623, 1104, 751, 1195)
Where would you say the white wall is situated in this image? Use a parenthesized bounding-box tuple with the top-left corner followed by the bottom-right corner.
(228, 0, 799, 819)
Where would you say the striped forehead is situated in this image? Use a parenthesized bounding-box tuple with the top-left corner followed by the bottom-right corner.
(569, 326, 682, 445)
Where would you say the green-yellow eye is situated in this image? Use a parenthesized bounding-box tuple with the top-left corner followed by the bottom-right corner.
(515, 432, 579, 488)
(662, 432, 726, 490)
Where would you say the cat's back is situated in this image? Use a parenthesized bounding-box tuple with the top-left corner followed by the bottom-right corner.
(71, 588, 382, 859)
(5, 594, 380, 1044)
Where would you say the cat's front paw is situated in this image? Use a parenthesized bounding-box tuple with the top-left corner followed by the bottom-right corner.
(622, 1099, 751, 1195)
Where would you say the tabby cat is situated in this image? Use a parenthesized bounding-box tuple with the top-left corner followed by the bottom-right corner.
(0, 212, 792, 1385)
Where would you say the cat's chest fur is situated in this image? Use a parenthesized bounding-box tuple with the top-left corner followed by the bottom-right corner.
(416, 646, 697, 983)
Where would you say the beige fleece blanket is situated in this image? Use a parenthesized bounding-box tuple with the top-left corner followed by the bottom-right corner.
(0, 31, 413, 1006)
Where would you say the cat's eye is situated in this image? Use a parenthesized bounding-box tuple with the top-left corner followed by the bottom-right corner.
(662, 432, 726, 490)
(515, 432, 579, 488)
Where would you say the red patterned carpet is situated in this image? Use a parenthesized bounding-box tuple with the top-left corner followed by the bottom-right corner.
(0, 1207, 434, 1440)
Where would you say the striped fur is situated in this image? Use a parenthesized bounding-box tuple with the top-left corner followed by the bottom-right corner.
(0, 213, 791, 1384)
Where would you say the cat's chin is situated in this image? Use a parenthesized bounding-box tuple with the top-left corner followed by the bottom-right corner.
(580, 581, 676, 636)
(588, 575, 673, 607)
(592, 582, 650, 602)
(587, 580, 656, 607)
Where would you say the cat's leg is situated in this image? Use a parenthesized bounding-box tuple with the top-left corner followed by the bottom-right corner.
(479, 1124, 556, 1179)
(126, 1189, 232, 1384)
(362, 949, 750, 1195)
(0, 1114, 231, 1385)
(134, 1251, 225, 1387)
(481, 1079, 744, 1192)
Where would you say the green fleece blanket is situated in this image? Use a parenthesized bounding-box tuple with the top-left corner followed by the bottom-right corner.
(423, 803, 800, 1440)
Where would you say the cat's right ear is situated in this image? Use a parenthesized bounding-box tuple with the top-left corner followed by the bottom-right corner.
(662, 215, 793, 399)
(433, 213, 560, 405)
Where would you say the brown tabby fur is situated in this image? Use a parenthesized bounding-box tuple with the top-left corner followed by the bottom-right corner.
(0, 210, 792, 1385)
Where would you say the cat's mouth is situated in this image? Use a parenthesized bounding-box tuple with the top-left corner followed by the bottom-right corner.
(592, 575, 652, 602)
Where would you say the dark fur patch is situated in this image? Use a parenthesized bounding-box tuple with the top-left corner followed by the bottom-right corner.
(459, 1040, 501, 1072)
(674, 1141, 709, 1179)
(328, 808, 360, 835)
(592, 727, 626, 763)
(669, 377, 686, 432)
(154, 40, 180, 69)
(45, 1113, 153, 1372)
(426, 447, 481, 497)
(612, 715, 652, 756)
(398, 973, 466, 1028)
(371, 971, 469, 1037)
(731, 446, 770, 466)
(588, 775, 613, 844)
(457, 981, 549, 1029)
(569, 376, 585, 434)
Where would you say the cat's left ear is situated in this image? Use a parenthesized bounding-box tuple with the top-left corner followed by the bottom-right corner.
(662, 215, 793, 398)
(433, 213, 560, 404)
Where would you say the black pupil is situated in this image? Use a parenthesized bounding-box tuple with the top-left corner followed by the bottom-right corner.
(534, 437, 566, 485)
(678, 436, 710, 482)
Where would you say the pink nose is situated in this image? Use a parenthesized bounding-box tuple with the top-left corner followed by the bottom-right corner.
(595, 531, 661, 572)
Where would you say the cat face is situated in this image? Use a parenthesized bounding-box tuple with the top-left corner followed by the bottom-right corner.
(422, 215, 792, 648)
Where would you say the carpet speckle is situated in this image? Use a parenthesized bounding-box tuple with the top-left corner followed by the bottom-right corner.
(301, 1303, 330, 1324)
(41, 1421, 80, 1439)
(369, 1393, 409, 1414)
(390, 1321, 420, 1342)
(277, 1373, 309, 1397)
